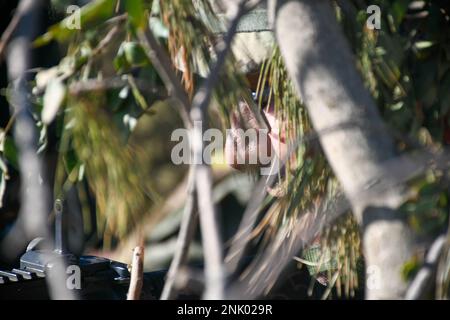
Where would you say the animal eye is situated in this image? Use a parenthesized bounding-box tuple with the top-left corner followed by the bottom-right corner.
(252, 87, 271, 107)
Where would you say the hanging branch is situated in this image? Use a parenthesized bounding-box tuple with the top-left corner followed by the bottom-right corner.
(138, 15, 199, 300)
(140, 0, 252, 299)
(188, 0, 251, 300)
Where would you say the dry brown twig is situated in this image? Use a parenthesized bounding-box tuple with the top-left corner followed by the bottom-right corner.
(127, 246, 145, 300)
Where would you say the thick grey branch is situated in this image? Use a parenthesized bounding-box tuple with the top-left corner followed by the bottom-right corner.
(406, 235, 447, 300)
(2, 0, 76, 300)
(273, 0, 416, 299)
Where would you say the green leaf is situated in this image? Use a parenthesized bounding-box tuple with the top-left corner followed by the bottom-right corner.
(391, 0, 410, 29)
(34, 0, 115, 46)
(42, 78, 67, 124)
(128, 75, 148, 110)
(64, 149, 80, 176)
(114, 53, 130, 72)
(0, 156, 7, 175)
(149, 18, 169, 39)
(35, 67, 60, 92)
(2, 136, 18, 171)
(113, 42, 150, 72)
(125, 0, 146, 29)
(415, 41, 435, 50)
(401, 255, 420, 281)
(123, 42, 149, 67)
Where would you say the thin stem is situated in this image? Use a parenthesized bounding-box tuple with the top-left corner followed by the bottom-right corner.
(137, 30, 192, 129)
(189, 0, 250, 300)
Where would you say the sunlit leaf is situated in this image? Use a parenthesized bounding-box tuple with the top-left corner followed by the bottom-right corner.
(35, 0, 115, 46)
(42, 78, 67, 124)
(415, 41, 435, 50)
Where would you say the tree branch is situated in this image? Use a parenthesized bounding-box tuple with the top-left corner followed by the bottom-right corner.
(137, 29, 192, 129)
(1, 0, 76, 300)
(272, 0, 416, 299)
(406, 235, 447, 300)
(160, 168, 198, 300)
(69, 77, 165, 99)
(189, 0, 251, 300)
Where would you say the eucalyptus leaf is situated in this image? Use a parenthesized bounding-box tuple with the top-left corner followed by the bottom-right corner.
(123, 42, 149, 67)
(35, 0, 115, 46)
(128, 75, 148, 110)
(42, 78, 67, 125)
(149, 17, 169, 39)
(2, 137, 18, 171)
(0, 156, 7, 175)
(415, 41, 435, 50)
(125, 0, 146, 29)
(35, 67, 60, 92)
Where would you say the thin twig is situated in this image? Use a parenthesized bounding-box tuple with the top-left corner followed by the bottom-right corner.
(33, 20, 125, 96)
(127, 246, 145, 300)
(160, 168, 198, 300)
(189, 0, 250, 300)
(137, 29, 192, 128)
(139, 0, 251, 299)
(225, 177, 269, 274)
(69, 77, 165, 98)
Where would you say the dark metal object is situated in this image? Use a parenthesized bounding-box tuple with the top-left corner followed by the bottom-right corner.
(0, 199, 354, 299)
(19, 199, 77, 275)
(0, 199, 167, 300)
(54, 199, 66, 254)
